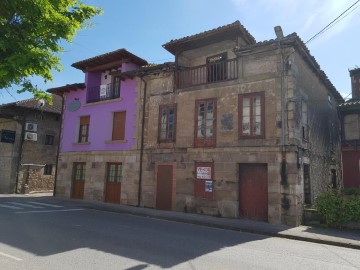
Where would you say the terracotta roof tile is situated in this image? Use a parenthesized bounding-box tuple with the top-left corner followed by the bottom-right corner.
(163, 21, 256, 54)
(71, 48, 148, 71)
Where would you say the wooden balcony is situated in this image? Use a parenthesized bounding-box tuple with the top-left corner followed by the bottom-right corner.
(176, 58, 238, 89)
(87, 83, 120, 103)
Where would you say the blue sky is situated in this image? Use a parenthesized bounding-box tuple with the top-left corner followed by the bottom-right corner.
(1, 0, 359, 104)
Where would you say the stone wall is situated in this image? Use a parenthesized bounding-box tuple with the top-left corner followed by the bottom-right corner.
(56, 151, 141, 205)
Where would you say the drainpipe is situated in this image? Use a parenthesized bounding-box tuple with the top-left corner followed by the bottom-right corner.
(275, 26, 288, 187)
(137, 76, 147, 207)
(14, 114, 26, 194)
(53, 94, 64, 197)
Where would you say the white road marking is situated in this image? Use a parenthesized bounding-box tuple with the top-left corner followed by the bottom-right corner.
(15, 208, 85, 214)
(0, 204, 22, 210)
(5, 202, 44, 209)
(27, 201, 63, 208)
(0, 251, 22, 261)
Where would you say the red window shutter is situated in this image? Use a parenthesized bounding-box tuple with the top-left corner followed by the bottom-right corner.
(112, 111, 126, 140)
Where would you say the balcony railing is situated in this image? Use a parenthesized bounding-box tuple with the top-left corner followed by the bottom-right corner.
(342, 139, 360, 149)
(176, 58, 238, 89)
(87, 83, 120, 103)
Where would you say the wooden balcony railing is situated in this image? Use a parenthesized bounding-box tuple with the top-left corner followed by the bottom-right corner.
(87, 83, 120, 103)
(176, 58, 238, 89)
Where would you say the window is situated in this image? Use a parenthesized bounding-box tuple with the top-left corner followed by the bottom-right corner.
(78, 116, 90, 143)
(239, 92, 265, 138)
(301, 100, 309, 141)
(303, 164, 311, 204)
(45, 134, 55, 145)
(207, 53, 227, 82)
(73, 162, 86, 181)
(344, 114, 360, 140)
(195, 99, 216, 147)
(112, 76, 121, 98)
(112, 111, 126, 141)
(44, 164, 53, 175)
(106, 163, 122, 183)
(158, 104, 176, 143)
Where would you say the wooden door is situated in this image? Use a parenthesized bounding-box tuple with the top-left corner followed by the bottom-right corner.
(156, 165, 173, 210)
(71, 163, 86, 199)
(239, 164, 268, 221)
(105, 163, 122, 204)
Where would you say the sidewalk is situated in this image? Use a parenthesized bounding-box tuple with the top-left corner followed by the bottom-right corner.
(33, 193, 360, 250)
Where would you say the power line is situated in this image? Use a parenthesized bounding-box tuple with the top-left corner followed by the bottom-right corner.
(305, 0, 360, 44)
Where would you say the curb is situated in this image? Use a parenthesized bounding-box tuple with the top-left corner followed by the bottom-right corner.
(81, 205, 360, 251)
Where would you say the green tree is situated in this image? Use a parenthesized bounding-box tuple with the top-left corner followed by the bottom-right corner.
(0, 0, 102, 102)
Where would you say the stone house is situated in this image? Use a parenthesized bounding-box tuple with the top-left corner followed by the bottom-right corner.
(49, 49, 148, 204)
(133, 21, 343, 226)
(338, 67, 360, 188)
(0, 96, 62, 193)
(51, 21, 343, 226)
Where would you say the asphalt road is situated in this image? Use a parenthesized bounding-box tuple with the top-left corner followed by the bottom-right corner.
(0, 196, 359, 270)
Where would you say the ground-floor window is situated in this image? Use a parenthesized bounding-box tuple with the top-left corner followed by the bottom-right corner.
(303, 164, 311, 204)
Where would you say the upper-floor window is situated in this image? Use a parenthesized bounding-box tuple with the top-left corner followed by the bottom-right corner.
(45, 134, 54, 145)
(195, 99, 216, 147)
(159, 104, 176, 143)
(207, 53, 227, 83)
(78, 116, 90, 143)
(112, 111, 126, 141)
(239, 92, 265, 139)
(344, 114, 360, 140)
(301, 100, 309, 141)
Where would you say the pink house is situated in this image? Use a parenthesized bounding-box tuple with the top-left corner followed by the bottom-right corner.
(49, 49, 148, 204)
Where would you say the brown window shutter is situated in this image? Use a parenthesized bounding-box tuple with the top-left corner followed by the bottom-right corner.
(112, 111, 126, 140)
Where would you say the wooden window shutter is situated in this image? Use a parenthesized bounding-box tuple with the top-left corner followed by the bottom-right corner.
(112, 111, 126, 140)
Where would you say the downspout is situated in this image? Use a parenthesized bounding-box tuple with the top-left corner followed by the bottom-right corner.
(14, 114, 26, 193)
(53, 94, 64, 197)
(137, 75, 147, 207)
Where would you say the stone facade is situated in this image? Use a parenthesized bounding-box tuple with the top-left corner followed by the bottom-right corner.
(51, 22, 343, 226)
(0, 97, 61, 193)
(136, 22, 343, 226)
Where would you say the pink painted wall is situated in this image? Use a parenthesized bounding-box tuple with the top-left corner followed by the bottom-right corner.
(60, 78, 139, 152)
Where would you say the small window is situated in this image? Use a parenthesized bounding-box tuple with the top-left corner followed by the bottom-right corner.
(78, 116, 90, 143)
(44, 164, 53, 175)
(301, 100, 309, 141)
(304, 164, 311, 204)
(158, 104, 177, 143)
(106, 163, 123, 183)
(112, 111, 126, 141)
(45, 135, 55, 145)
(195, 99, 216, 147)
(239, 92, 265, 138)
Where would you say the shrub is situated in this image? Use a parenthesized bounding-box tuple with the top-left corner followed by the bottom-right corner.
(315, 192, 345, 227)
(315, 191, 360, 228)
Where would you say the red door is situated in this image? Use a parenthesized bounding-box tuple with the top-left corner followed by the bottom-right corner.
(156, 165, 173, 210)
(239, 164, 268, 221)
(342, 151, 360, 188)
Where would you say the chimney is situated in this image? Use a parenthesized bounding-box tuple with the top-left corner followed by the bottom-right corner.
(349, 67, 360, 99)
(274, 26, 284, 39)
